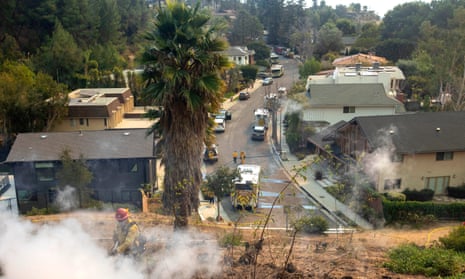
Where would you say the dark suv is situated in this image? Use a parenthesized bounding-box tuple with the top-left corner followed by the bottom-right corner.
(239, 91, 250, 100)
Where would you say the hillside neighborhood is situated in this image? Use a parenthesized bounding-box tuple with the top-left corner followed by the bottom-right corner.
(2, 0, 465, 278)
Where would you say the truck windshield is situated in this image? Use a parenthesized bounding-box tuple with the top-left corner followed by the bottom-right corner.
(235, 183, 253, 191)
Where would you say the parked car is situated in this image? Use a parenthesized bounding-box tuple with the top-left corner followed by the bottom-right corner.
(214, 118, 226, 133)
(212, 109, 231, 121)
(239, 91, 250, 100)
(220, 109, 232, 120)
(257, 71, 271, 79)
(263, 77, 273, 85)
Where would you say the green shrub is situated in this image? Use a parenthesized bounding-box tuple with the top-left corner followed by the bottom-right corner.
(383, 200, 465, 223)
(439, 225, 465, 252)
(402, 188, 434, 201)
(384, 243, 465, 277)
(299, 215, 329, 234)
(399, 212, 437, 228)
(385, 191, 406, 202)
(218, 231, 243, 248)
(26, 207, 52, 216)
(447, 184, 465, 198)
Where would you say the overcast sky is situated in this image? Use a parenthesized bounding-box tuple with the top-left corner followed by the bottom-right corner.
(306, 0, 431, 18)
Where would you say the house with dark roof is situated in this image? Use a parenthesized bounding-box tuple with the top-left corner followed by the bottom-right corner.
(4, 129, 156, 214)
(308, 111, 465, 195)
(303, 83, 405, 126)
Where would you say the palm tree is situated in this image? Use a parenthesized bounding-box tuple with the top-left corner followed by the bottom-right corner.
(141, 0, 231, 228)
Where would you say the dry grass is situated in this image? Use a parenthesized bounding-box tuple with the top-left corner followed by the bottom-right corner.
(22, 210, 459, 279)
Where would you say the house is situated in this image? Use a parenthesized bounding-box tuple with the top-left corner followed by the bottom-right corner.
(303, 83, 405, 126)
(309, 111, 465, 195)
(3, 129, 156, 214)
(52, 88, 155, 132)
(222, 46, 255, 65)
(305, 63, 405, 98)
(332, 53, 389, 67)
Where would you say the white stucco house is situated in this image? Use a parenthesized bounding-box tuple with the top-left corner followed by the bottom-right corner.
(303, 83, 405, 126)
(222, 46, 255, 65)
(305, 63, 405, 99)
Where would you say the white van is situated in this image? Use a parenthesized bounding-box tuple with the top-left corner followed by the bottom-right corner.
(214, 118, 226, 133)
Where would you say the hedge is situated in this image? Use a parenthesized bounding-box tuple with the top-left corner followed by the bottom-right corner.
(383, 200, 465, 223)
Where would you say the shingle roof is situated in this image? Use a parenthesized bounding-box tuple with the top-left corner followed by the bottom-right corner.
(5, 129, 154, 163)
(308, 121, 347, 148)
(307, 84, 404, 109)
(351, 112, 465, 154)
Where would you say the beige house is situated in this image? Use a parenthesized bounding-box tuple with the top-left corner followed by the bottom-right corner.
(329, 112, 465, 195)
(52, 88, 154, 132)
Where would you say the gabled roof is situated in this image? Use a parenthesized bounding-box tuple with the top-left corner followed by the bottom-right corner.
(222, 46, 254, 57)
(332, 53, 388, 66)
(5, 129, 154, 163)
(308, 120, 347, 149)
(307, 84, 404, 109)
(348, 111, 465, 154)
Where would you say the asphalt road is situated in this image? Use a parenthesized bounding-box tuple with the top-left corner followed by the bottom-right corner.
(204, 57, 337, 229)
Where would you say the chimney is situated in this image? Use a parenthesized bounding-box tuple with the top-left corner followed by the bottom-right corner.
(373, 62, 380, 69)
(355, 63, 361, 72)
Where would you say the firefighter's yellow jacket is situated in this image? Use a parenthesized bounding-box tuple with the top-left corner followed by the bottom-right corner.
(112, 218, 140, 255)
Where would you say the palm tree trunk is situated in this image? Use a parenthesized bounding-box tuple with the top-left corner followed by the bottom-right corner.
(162, 107, 205, 228)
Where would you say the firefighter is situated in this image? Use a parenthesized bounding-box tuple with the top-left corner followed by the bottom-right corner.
(240, 151, 246, 164)
(232, 150, 238, 163)
(110, 208, 145, 257)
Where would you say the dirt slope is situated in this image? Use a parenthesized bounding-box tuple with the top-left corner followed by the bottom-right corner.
(23, 212, 458, 279)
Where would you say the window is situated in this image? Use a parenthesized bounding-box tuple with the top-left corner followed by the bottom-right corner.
(235, 183, 253, 191)
(384, 179, 401, 190)
(17, 189, 38, 201)
(436, 152, 453, 161)
(343, 106, 355, 113)
(35, 162, 55, 182)
(426, 176, 450, 194)
(79, 118, 89, 126)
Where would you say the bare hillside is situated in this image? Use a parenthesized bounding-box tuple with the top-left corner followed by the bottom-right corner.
(1, 212, 456, 279)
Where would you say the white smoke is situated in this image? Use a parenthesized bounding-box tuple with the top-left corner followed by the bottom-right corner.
(285, 99, 303, 114)
(0, 214, 144, 279)
(361, 125, 398, 182)
(55, 185, 78, 211)
(144, 227, 222, 278)
(0, 213, 222, 279)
